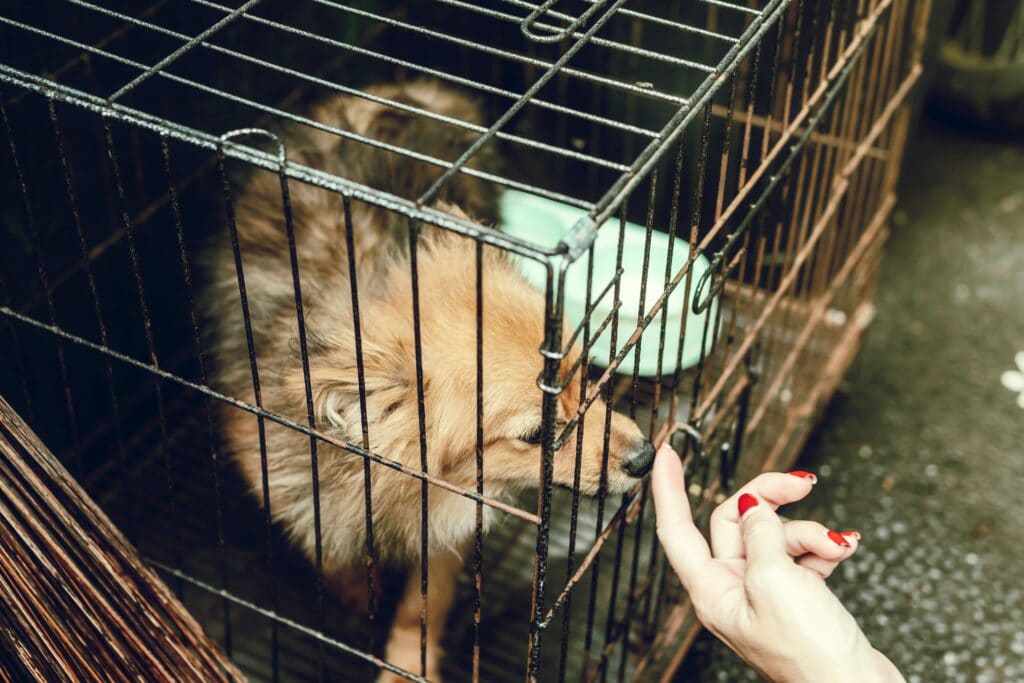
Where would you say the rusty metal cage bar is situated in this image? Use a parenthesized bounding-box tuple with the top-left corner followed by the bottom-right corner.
(0, 395, 242, 682)
(0, 0, 929, 681)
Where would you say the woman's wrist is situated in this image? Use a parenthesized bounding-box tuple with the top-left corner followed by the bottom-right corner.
(792, 647, 903, 683)
(774, 639, 900, 683)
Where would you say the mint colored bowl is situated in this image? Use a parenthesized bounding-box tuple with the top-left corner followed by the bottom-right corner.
(500, 190, 719, 376)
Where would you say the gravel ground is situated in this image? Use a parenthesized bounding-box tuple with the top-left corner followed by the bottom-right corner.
(676, 116, 1024, 682)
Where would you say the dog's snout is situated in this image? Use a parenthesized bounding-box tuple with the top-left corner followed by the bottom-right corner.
(623, 439, 655, 478)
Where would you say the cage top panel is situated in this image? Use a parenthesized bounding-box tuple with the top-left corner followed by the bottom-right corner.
(0, 0, 779, 254)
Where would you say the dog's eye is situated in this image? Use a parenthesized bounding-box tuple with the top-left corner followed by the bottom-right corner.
(520, 420, 567, 446)
(521, 425, 545, 445)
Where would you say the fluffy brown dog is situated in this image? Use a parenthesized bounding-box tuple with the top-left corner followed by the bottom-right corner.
(204, 81, 654, 681)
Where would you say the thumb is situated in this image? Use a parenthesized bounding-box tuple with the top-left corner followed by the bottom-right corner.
(738, 493, 789, 568)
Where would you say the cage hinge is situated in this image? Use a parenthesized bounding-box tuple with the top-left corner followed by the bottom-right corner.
(559, 215, 598, 262)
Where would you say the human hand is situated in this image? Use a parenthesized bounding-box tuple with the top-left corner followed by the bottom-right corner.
(651, 444, 904, 683)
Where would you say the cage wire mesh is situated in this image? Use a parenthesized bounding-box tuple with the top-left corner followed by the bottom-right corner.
(0, 0, 930, 681)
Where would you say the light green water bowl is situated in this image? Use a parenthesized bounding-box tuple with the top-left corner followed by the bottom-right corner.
(500, 190, 719, 376)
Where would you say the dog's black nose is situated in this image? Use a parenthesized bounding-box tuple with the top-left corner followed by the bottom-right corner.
(623, 439, 656, 478)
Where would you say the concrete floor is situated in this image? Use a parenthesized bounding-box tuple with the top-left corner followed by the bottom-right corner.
(676, 115, 1024, 682)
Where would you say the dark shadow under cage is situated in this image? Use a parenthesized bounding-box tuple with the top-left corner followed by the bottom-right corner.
(0, 0, 930, 681)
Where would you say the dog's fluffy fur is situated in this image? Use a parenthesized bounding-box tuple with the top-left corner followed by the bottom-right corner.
(204, 80, 648, 680)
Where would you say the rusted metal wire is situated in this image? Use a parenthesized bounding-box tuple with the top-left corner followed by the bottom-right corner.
(0, 395, 241, 681)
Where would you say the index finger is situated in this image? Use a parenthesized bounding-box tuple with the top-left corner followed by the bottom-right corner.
(651, 444, 712, 591)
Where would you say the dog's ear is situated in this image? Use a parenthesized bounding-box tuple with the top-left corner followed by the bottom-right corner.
(283, 329, 414, 438)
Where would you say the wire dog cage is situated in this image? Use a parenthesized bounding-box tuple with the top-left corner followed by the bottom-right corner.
(0, 0, 931, 681)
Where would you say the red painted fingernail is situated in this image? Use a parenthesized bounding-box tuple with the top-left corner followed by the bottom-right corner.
(787, 470, 818, 484)
(827, 530, 851, 547)
(840, 530, 861, 540)
(738, 493, 759, 519)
